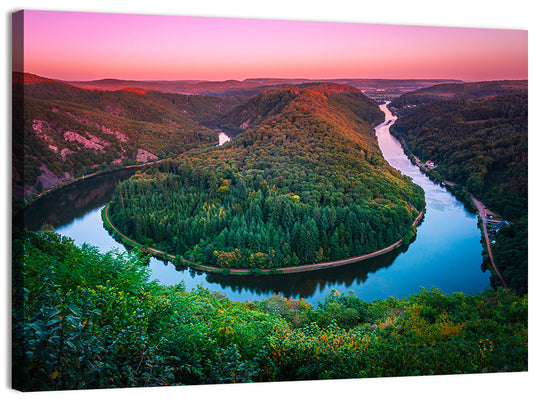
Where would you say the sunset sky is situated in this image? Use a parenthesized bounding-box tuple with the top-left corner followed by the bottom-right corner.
(17, 10, 528, 82)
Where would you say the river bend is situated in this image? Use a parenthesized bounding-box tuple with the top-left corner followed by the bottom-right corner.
(23, 103, 489, 305)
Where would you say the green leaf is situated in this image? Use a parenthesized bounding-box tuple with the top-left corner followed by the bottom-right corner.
(46, 317, 62, 327)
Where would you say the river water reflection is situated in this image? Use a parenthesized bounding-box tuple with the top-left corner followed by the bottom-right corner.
(22, 104, 490, 305)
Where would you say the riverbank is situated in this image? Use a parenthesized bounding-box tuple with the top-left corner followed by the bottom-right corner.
(393, 131, 508, 290)
(103, 202, 424, 276)
(29, 102, 488, 302)
(20, 132, 233, 211)
(18, 160, 162, 211)
(470, 195, 509, 290)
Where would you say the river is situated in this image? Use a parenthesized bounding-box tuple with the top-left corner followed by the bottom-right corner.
(21, 104, 490, 305)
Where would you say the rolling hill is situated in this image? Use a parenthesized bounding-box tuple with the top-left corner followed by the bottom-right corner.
(15, 72, 454, 202)
(107, 83, 425, 270)
(13, 72, 243, 201)
(388, 80, 527, 116)
(68, 77, 460, 98)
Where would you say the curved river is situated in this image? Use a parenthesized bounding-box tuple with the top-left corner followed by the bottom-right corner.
(21, 104, 490, 305)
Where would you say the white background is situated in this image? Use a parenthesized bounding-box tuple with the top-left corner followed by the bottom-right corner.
(2, 0, 530, 398)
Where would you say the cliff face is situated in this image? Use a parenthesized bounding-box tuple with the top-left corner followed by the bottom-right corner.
(13, 72, 242, 201)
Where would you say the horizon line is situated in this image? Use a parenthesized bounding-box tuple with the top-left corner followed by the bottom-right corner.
(15, 71, 529, 85)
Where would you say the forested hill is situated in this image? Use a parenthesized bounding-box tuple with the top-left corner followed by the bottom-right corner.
(219, 83, 383, 135)
(390, 92, 527, 293)
(108, 84, 425, 271)
(391, 93, 527, 219)
(13, 72, 243, 201)
(389, 80, 527, 117)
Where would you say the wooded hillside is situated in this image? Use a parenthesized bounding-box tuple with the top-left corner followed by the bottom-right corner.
(108, 84, 425, 270)
(390, 92, 528, 293)
(13, 72, 243, 201)
(389, 80, 527, 117)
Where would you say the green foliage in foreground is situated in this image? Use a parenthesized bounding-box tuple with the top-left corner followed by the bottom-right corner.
(13, 230, 527, 391)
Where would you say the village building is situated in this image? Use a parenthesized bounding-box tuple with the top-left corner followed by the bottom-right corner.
(489, 220, 510, 236)
(424, 160, 437, 170)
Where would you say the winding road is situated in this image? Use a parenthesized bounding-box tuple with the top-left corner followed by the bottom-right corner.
(396, 110, 508, 291)
(469, 195, 509, 290)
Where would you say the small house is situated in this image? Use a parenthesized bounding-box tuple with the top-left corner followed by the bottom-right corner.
(489, 220, 510, 236)
(424, 160, 436, 170)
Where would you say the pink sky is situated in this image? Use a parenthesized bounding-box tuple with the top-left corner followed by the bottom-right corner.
(16, 10, 528, 82)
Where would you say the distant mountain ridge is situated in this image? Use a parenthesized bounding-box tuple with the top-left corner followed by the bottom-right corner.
(67, 76, 461, 98)
(389, 80, 527, 116)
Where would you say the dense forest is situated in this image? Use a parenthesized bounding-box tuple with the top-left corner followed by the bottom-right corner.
(388, 80, 528, 117)
(12, 72, 244, 201)
(13, 229, 528, 390)
(13, 72, 462, 201)
(107, 84, 425, 270)
(14, 76, 528, 392)
(390, 92, 527, 293)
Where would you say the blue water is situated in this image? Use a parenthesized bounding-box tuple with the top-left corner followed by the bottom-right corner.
(44, 103, 489, 305)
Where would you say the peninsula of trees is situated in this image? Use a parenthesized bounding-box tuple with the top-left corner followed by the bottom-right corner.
(107, 84, 425, 271)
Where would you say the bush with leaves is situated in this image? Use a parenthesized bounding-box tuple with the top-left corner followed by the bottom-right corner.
(13, 230, 527, 390)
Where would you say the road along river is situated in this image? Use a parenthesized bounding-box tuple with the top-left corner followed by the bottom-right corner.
(22, 103, 490, 305)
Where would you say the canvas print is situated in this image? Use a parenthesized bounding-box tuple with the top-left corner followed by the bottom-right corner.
(12, 9, 527, 391)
